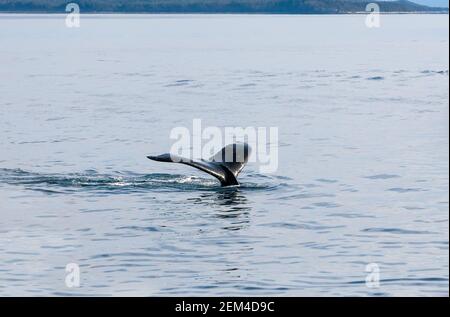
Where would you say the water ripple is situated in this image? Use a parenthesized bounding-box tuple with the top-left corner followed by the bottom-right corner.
(0, 168, 283, 194)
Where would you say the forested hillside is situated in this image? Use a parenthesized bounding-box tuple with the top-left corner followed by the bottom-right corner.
(0, 0, 446, 13)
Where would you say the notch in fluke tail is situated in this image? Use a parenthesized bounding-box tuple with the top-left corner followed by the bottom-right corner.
(147, 143, 251, 187)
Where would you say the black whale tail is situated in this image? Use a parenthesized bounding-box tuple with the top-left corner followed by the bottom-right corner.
(147, 143, 251, 187)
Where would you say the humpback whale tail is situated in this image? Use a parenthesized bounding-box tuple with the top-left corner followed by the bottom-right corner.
(147, 143, 251, 187)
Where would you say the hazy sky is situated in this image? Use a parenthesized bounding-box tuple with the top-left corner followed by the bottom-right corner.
(409, 0, 449, 7)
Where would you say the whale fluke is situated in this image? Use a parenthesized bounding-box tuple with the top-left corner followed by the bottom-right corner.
(147, 143, 251, 187)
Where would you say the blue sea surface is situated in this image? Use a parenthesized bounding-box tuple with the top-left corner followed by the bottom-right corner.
(0, 14, 448, 296)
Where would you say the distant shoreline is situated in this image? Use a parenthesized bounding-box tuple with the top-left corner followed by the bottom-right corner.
(0, 0, 447, 15)
(0, 11, 448, 14)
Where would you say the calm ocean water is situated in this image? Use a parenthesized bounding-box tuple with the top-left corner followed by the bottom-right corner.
(0, 14, 448, 296)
